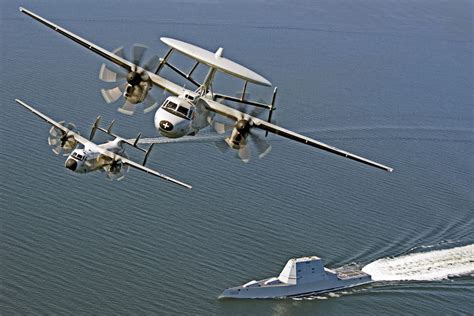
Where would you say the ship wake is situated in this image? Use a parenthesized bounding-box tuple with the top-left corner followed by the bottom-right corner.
(362, 244, 474, 281)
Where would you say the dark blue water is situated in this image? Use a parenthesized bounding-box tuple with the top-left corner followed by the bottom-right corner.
(1, 0, 473, 314)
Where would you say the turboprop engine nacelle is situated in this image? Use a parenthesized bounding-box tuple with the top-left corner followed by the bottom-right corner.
(226, 119, 251, 149)
(123, 71, 152, 104)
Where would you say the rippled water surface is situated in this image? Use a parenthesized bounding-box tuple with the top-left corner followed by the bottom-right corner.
(1, 0, 473, 314)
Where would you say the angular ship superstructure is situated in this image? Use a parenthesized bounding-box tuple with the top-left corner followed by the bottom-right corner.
(220, 256, 372, 299)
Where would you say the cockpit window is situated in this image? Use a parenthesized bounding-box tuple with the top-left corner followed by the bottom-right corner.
(162, 100, 190, 120)
(164, 101, 177, 111)
(72, 152, 85, 161)
(177, 106, 189, 117)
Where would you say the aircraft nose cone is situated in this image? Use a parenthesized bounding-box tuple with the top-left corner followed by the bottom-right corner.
(159, 120, 174, 131)
(65, 158, 77, 171)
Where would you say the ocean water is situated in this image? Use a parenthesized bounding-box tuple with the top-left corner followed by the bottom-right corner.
(1, 0, 473, 314)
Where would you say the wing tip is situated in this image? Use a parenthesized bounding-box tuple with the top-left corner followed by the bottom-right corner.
(15, 98, 26, 106)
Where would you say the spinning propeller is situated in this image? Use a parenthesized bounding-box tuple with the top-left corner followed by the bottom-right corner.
(99, 44, 161, 115)
(97, 153, 130, 181)
(48, 121, 78, 155)
(210, 98, 272, 163)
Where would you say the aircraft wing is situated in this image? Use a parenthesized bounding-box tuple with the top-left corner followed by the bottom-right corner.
(15, 99, 192, 188)
(130, 135, 225, 145)
(90, 144, 192, 188)
(15, 98, 91, 145)
(119, 156, 192, 189)
(19, 7, 185, 96)
(204, 99, 394, 172)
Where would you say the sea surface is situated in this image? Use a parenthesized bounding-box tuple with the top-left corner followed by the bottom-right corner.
(1, 0, 473, 314)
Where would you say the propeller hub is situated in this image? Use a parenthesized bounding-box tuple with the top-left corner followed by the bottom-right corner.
(127, 71, 142, 86)
(235, 119, 250, 135)
(65, 158, 77, 171)
(110, 160, 123, 173)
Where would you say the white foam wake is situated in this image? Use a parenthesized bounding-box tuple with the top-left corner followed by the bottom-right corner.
(362, 244, 474, 281)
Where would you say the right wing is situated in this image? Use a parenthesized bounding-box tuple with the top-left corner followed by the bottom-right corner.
(15, 98, 91, 145)
(252, 117, 394, 172)
(130, 135, 225, 145)
(204, 98, 394, 172)
(15, 99, 192, 189)
(19, 7, 185, 96)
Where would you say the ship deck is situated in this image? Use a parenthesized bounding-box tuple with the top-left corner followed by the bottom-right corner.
(336, 270, 371, 280)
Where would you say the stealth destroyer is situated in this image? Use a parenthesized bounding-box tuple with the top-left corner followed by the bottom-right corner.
(220, 256, 372, 299)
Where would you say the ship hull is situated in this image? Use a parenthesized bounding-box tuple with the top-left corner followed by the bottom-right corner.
(219, 256, 373, 299)
(219, 277, 372, 299)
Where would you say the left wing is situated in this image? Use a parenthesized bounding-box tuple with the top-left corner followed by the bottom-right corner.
(119, 156, 192, 189)
(15, 99, 192, 188)
(204, 98, 394, 172)
(19, 7, 185, 96)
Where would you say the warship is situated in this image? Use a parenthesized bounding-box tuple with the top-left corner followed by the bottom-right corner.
(220, 256, 372, 299)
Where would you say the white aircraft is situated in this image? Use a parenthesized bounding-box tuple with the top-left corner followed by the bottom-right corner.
(15, 99, 192, 189)
(19, 7, 393, 172)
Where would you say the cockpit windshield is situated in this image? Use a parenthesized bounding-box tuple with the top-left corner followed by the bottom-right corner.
(71, 151, 85, 161)
(176, 106, 189, 117)
(164, 101, 177, 111)
(162, 101, 191, 120)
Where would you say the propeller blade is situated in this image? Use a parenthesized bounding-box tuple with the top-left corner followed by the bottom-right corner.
(143, 94, 158, 114)
(238, 145, 251, 163)
(104, 153, 129, 181)
(49, 125, 60, 138)
(116, 163, 130, 181)
(249, 106, 264, 118)
(48, 137, 59, 146)
(237, 103, 247, 113)
(233, 93, 268, 119)
(65, 122, 76, 131)
(52, 145, 62, 155)
(106, 164, 126, 180)
(249, 132, 272, 158)
(143, 55, 161, 72)
(118, 100, 137, 115)
(99, 63, 126, 82)
(112, 46, 127, 60)
(48, 122, 79, 155)
(106, 172, 113, 180)
(98, 45, 156, 113)
(101, 85, 124, 104)
(214, 139, 230, 153)
(211, 121, 233, 135)
(207, 112, 234, 135)
(132, 44, 148, 66)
